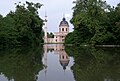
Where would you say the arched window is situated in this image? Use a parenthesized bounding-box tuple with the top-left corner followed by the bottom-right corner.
(66, 28, 67, 31)
(62, 56, 64, 59)
(59, 28, 61, 32)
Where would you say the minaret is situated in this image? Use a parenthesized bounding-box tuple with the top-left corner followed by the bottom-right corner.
(43, 13, 48, 43)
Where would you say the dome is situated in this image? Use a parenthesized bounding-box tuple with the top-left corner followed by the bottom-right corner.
(59, 17, 69, 27)
(60, 60, 69, 70)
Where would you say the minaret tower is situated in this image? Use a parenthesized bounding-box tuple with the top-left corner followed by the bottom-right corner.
(43, 13, 48, 43)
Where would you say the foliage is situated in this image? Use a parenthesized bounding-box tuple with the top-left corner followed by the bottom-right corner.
(0, 46, 43, 81)
(65, 46, 120, 81)
(47, 32, 54, 38)
(0, 1, 43, 48)
(65, 0, 120, 45)
(65, 32, 75, 44)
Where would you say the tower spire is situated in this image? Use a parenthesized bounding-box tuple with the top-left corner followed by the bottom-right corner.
(63, 13, 65, 18)
(62, 14, 66, 21)
(45, 11, 47, 17)
(43, 11, 48, 43)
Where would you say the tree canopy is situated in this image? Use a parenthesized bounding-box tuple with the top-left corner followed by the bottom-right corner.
(65, 0, 120, 45)
(47, 32, 54, 38)
(0, 1, 44, 48)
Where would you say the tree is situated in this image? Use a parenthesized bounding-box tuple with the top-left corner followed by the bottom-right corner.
(65, 0, 120, 45)
(47, 32, 54, 38)
(65, 32, 75, 44)
(0, 1, 44, 48)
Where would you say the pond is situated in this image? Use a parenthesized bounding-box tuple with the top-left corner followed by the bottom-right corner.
(0, 44, 120, 81)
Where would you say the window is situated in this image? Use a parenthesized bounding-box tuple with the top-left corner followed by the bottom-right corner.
(56, 39, 57, 42)
(66, 28, 67, 31)
(62, 56, 64, 59)
(59, 28, 61, 32)
(62, 28, 64, 31)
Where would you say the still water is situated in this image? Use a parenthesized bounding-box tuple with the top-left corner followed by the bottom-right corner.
(38, 44, 75, 81)
(0, 44, 120, 81)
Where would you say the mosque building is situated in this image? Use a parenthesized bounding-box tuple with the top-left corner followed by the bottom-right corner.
(42, 15, 69, 43)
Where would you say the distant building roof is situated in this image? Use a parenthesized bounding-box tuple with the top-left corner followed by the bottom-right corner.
(59, 17, 69, 27)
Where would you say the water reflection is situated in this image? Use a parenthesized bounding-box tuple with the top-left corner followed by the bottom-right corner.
(1, 44, 120, 81)
(38, 44, 75, 81)
(0, 46, 44, 81)
(65, 47, 120, 81)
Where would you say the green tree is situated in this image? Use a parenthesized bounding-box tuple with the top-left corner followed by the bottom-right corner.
(47, 32, 54, 38)
(106, 3, 120, 44)
(0, 1, 44, 48)
(65, 32, 75, 44)
(65, 0, 120, 45)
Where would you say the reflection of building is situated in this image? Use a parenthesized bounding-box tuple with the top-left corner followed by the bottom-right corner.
(43, 44, 48, 76)
(42, 15, 69, 43)
(43, 44, 70, 70)
(43, 44, 48, 68)
(59, 51, 69, 70)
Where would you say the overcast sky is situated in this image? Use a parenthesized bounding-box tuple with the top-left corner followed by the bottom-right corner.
(0, 0, 120, 32)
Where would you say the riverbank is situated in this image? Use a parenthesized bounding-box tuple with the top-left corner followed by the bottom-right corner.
(64, 44, 120, 47)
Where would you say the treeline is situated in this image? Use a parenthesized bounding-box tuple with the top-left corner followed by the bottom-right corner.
(0, 1, 44, 48)
(65, 0, 120, 45)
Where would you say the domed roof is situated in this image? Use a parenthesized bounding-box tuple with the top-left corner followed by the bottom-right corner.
(59, 17, 69, 27)
(60, 60, 69, 70)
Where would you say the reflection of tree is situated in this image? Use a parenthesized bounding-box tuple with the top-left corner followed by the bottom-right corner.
(0, 46, 44, 81)
(65, 46, 120, 81)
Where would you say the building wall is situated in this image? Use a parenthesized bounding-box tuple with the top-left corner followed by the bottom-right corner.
(47, 27, 69, 43)
(59, 25, 69, 33)
(47, 38, 54, 43)
(54, 35, 61, 43)
(45, 17, 69, 43)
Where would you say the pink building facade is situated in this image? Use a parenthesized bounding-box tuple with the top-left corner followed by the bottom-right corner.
(48, 17, 69, 43)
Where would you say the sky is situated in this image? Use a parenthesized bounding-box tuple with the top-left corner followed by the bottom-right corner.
(0, 0, 120, 32)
